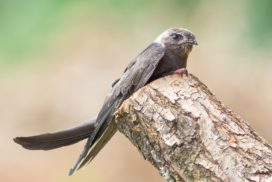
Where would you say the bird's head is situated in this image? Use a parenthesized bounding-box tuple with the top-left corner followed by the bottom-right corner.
(155, 28, 197, 56)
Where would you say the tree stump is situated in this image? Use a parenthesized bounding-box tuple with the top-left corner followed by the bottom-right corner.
(115, 74, 272, 182)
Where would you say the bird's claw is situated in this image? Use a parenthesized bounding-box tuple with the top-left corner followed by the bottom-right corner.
(172, 68, 188, 76)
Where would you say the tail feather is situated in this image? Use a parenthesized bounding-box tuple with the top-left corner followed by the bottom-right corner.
(78, 121, 117, 169)
(68, 108, 115, 175)
(14, 118, 96, 150)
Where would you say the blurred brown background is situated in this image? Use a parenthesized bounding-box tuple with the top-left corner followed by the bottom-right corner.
(1, 1, 271, 182)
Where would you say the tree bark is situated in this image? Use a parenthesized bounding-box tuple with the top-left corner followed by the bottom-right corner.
(114, 74, 272, 182)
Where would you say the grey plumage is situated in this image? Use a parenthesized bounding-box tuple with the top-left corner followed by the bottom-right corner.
(67, 42, 165, 174)
(14, 28, 197, 175)
(14, 118, 96, 150)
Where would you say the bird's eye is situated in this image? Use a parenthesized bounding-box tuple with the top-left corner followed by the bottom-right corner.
(171, 33, 182, 40)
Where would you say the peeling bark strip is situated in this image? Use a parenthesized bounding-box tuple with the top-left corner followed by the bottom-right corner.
(115, 74, 272, 182)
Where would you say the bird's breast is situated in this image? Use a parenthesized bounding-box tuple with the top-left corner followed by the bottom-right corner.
(149, 54, 187, 82)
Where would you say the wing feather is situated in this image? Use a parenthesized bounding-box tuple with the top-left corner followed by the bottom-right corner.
(69, 42, 165, 174)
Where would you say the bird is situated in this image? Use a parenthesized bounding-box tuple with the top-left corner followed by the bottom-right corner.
(14, 27, 197, 175)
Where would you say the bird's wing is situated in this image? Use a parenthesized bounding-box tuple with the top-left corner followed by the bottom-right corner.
(112, 42, 164, 89)
(69, 42, 165, 174)
(115, 42, 165, 95)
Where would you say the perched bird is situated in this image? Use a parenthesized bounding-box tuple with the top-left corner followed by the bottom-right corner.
(14, 28, 197, 175)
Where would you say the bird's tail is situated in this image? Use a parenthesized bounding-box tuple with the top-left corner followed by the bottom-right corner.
(13, 118, 96, 150)
(78, 120, 117, 169)
(68, 112, 117, 175)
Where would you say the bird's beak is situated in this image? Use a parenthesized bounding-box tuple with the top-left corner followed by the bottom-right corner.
(185, 39, 198, 46)
(192, 39, 198, 45)
(189, 38, 198, 45)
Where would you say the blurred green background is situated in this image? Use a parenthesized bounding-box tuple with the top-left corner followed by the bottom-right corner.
(1, 1, 271, 182)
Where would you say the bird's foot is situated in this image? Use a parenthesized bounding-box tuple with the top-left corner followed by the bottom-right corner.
(161, 68, 188, 78)
(172, 68, 188, 76)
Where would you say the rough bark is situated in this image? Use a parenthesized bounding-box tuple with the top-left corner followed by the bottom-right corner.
(114, 74, 272, 182)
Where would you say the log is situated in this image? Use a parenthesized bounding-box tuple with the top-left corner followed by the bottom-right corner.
(114, 74, 272, 182)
